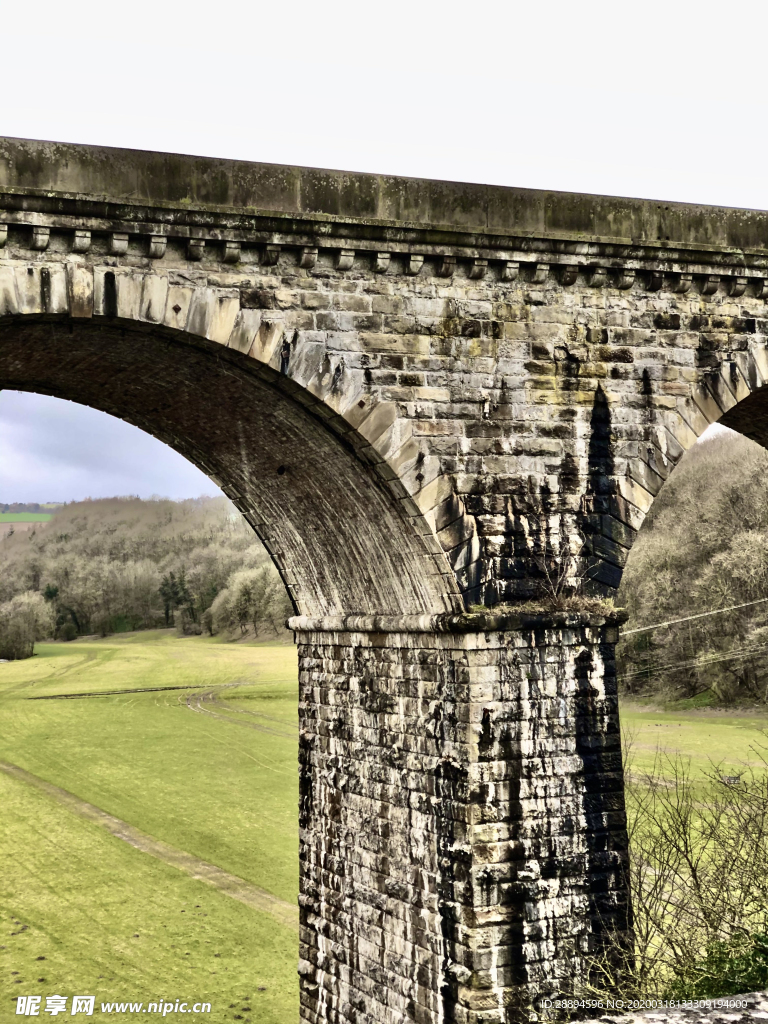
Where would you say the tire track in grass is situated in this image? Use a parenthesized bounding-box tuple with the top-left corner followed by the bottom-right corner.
(0, 760, 299, 932)
(184, 686, 295, 739)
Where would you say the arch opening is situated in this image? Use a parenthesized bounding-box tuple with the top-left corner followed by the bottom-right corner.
(0, 314, 461, 619)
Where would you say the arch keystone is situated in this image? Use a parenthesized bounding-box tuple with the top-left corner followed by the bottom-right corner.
(40, 265, 68, 313)
(163, 284, 193, 331)
(65, 264, 93, 318)
(14, 266, 43, 314)
(0, 266, 19, 314)
(94, 268, 143, 321)
(141, 274, 169, 323)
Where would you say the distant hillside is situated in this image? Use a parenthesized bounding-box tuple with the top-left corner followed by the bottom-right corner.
(0, 502, 61, 513)
(0, 496, 291, 642)
(618, 429, 768, 704)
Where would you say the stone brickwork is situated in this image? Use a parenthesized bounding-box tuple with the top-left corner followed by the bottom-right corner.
(293, 612, 629, 1022)
(3, 137, 767, 1021)
(3, 139, 768, 613)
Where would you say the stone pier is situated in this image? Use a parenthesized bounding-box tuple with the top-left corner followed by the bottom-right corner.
(293, 612, 630, 1022)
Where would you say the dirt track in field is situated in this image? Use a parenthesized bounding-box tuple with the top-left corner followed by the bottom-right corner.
(28, 684, 207, 700)
(0, 759, 299, 932)
(183, 682, 295, 739)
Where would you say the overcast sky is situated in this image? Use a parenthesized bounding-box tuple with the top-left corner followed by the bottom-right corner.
(0, 0, 762, 502)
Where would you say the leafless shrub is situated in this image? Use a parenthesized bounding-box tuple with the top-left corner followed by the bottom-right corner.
(583, 738, 768, 1002)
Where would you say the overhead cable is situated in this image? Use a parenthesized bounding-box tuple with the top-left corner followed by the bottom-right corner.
(621, 596, 768, 637)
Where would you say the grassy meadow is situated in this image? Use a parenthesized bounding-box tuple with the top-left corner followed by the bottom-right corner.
(0, 632, 299, 1023)
(4, 629, 768, 1021)
(620, 699, 768, 778)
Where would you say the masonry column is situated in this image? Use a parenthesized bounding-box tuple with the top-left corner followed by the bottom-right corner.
(291, 611, 632, 1024)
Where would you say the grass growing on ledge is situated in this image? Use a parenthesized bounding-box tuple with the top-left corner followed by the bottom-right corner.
(467, 596, 622, 617)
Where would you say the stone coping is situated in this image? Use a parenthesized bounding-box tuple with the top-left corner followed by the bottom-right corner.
(287, 609, 628, 634)
(581, 991, 768, 1024)
(3, 137, 768, 254)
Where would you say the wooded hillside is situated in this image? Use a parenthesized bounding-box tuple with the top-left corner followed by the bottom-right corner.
(4, 433, 765, 689)
(618, 429, 768, 703)
(0, 496, 291, 652)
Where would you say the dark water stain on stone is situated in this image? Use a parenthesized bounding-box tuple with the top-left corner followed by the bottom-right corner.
(555, 345, 581, 391)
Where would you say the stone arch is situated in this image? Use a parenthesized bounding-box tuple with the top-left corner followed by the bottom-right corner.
(593, 345, 768, 594)
(0, 262, 463, 617)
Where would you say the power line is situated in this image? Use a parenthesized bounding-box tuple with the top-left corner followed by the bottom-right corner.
(621, 596, 768, 637)
(619, 641, 768, 682)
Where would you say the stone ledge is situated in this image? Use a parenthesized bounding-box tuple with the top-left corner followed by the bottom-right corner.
(4, 136, 768, 255)
(288, 608, 628, 634)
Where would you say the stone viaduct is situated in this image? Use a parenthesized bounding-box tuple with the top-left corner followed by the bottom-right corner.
(2, 137, 767, 1023)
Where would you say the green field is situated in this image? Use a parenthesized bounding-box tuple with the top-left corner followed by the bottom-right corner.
(620, 698, 768, 778)
(0, 512, 52, 522)
(0, 632, 299, 1023)
(3, 633, 764, 1023)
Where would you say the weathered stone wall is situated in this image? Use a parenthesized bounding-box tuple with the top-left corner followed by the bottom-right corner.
(2, 172, 768, 611)
(294, 612, 629, 1023)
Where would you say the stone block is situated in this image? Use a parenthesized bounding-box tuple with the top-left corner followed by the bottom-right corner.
(65, 264, 93, 318)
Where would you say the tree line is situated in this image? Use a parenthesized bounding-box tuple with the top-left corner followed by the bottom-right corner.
(0, 496, 292, 659)
(618, 428, 768, 704)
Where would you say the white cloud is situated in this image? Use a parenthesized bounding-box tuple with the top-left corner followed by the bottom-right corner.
(0, 392, 219, 503)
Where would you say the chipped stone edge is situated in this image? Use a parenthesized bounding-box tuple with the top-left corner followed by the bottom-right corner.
(288, 609, 629, 634)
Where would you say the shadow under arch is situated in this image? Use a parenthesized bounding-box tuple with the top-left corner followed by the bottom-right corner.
(0, 313, 462, 618)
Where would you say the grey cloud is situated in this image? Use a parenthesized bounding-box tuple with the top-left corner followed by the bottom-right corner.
(0, 391, 220, 503)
